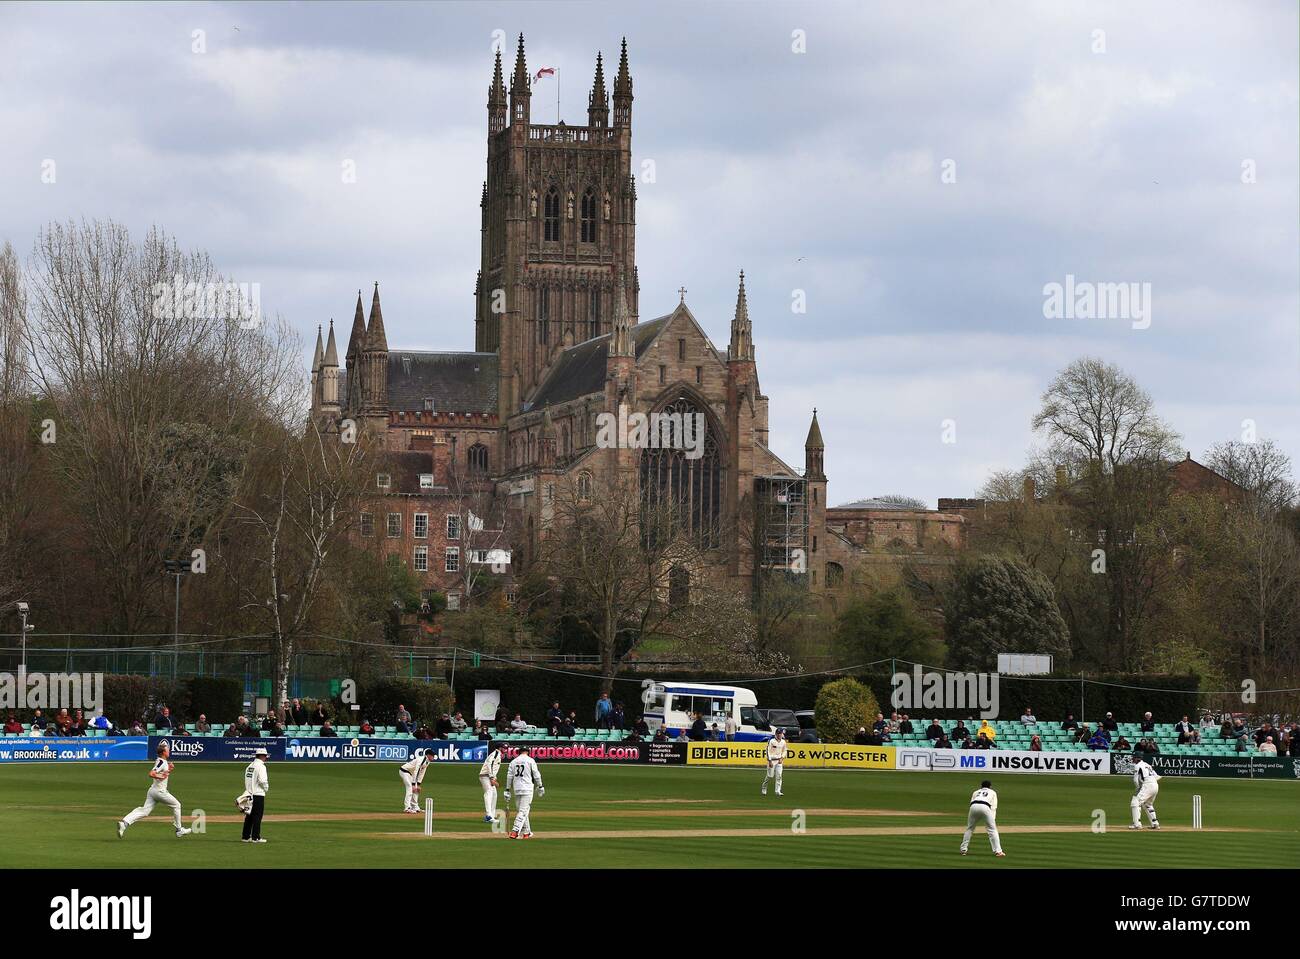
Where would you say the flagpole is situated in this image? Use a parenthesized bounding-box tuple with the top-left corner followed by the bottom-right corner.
(557, 68, 560, 124)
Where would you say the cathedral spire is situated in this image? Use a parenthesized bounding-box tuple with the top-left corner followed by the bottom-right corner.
(323, 319, 338, 367)
(488, 47, 507, 133)
(346, 289, 365, 360)
(311, 324, 324, 373)
(728, 269, 754, 362)
(609, 269, 634, 357)
(613, 37, 633, 128)
(588, 51, 609, 128)
(510, 33, 531, 124)
(804, 408, 826, 480)
(366, 281, 388, 352)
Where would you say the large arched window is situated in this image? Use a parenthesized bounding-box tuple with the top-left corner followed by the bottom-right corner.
(639, 396, 722, 548)
(467, 443, 488, 475)
(544, 187, 560, 242)
(580, 187, 597, 243)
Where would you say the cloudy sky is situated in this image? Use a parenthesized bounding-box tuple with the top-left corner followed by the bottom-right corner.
(2, 0, 1296, 506)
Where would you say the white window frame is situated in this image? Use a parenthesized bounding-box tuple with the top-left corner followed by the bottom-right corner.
(377, 473, 391, 490)
(386, 513, 402, 538)
(420, 474, 434, 489)
(445, 546, 460, 573)
(413, 513, 428, 539)
(446, 514, 461, 540)
(359, 512, 374, 537)
(413, 545, 428, 572)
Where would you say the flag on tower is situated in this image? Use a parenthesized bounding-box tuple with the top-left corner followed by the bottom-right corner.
(534, 67, 555, 81)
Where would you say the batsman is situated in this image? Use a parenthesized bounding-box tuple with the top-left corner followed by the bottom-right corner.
(399, 748, 433, 814)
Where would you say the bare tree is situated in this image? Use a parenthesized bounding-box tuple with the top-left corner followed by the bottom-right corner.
(1206, 439, 1297, 515)
(21, 220, 299, 632)
(227, 422, 373, 707)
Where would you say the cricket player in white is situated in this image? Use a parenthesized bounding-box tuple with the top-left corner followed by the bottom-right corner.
(1129, 756, 1161, 829)
(960, 779, 1004, 857)
(504, 745, 544, 838)
(398, 748, 433, 813)
(761, 728, 787, 796)
(118, 742, 190, 838)
(479, 741, 505, 824)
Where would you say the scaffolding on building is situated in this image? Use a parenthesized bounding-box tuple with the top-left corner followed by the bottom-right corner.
(754, 475, 809, 577)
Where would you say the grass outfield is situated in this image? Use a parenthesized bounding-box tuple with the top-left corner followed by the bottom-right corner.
(2, 762, 1297, 868)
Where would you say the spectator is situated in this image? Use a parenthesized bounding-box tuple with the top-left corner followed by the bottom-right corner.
(1231, 718, 1248, 746)
(29, 708, 46, 731)
(689, 712, 708, 742)
(853, 726, 871, 745)
(634, 716, 650, 738)
(1178, 724, 1201, 746)
(872, 712, 887, 734)
(290, 698, 308, 725)
(925, 719, 944, 741)
(510, 713, 529, 733)
(960, 736, 976, 749)
(473, 720, 490, 738)
(359, 718, 375, 736)
(934, 734, 952, 749)
(1219, 717, 1235, 739)
(238, 716, 260, 739)
(1061, 713, 1078, 731)
(611, 702, 626, 730)
(547, 701, 563, 732)
(54, 709, 71, 734)
(222, 720, 239, 737)
(1141, 738, 1160, 756)
(624, 728, 643, 743)
(195, 714, 211, 734)
(1020, 707, 1037, 725)
(394, 704, 412, 733)
(1101, 712, 1118, 732)
(1074, 723, 1092, 744)
(4, 712, 24, 734)
(566, 709, 580, 731)
(261, 712, 279, 732)
(1087, 729, 1110, 751)
(155, 706, 175, 730)
(595, 692, 613, 730)
(652, 726, 669, 744)
(557, 715, 575, 738)
(723, 714, 735, 741)
(1115, 736, 1131, 752)
(450, 712, 467, 733)
(263, 715, 284, 738)
(435, 713, 454, 739)
(495, 709, 511, 734)
(710, 722, 722, 741)
(67, 710, 87, 736)
(975, 732, 996, 750)
(1259, 736, 1278, 756)
(281, 700, 292, 723)
(1140, 712, 1156, 733)
(29, 722, 45, 737)
(950, 719, 970, 742)
(1174, 715, 1194, 740)
(172, 725, 191, 738)
(1029, 734, 1043, 752)
(91, 712, 114, 733)
(977, 719, 997, 742)
(311, 702, 329, 727)
(319, 720, 338, 737)
(898, 714, 914, 734)
(414, 724, 433, 740)
(1096, 724, 1112, 744)
(1254, 722, 1276, 748)
(886, 711, 901, 735)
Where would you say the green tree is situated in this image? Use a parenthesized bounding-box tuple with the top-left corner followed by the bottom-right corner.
(944, 556, 1070, 671)
(814, 677, 879, 744)
(834, 588, 937, 664)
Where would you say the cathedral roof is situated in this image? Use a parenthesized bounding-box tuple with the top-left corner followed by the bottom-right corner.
(526, 313, 671, 410)
(833, 498, 927, 511)
(385, 351, 498, 414)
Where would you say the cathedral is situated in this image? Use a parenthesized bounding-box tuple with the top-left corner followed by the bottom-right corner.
(309, 36, 952, 607)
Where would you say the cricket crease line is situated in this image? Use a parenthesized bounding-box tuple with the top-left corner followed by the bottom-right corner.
(104, 807, 945, 824)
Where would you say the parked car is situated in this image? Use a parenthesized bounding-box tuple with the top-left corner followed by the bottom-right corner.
(794, 710, 820, 743)
(746, 707, 802, 740)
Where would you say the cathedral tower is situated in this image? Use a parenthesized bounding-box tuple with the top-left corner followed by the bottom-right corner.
(476, 34, 639, 420)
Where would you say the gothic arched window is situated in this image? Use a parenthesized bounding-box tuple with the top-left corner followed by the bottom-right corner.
(577, 470, 592, 501)
(580, 188, 597, 243)
(639, 396, 722, 549)
(544, 187, 560, 242)
(468, 443, 488, 475)
(668, 566, 690, 606)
